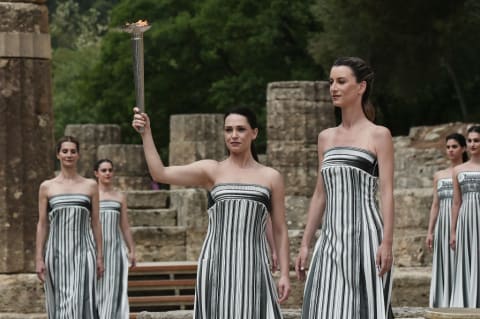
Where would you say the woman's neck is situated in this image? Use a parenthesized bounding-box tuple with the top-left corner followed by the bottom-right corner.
(340, 104, 368, 128)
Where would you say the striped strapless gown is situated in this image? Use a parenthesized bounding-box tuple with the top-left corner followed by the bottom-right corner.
(450, 171, 480, 308)
(44, 194, 98, 319)
(96, 200, 129, 318)
(429, 178, 454, 307)
(302, 147, 393, 319)
(194, 183, 282, 319)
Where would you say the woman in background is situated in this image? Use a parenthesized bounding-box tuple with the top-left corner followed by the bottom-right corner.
(450, 125, 480, 307)
(94, 159, 136, 319)
(426, 133, 467, 307)
(36, 136, 104, 318)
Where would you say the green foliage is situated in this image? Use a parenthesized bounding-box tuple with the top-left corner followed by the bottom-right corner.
(309, 0, 480, 134)
(80, 0, 322, 150)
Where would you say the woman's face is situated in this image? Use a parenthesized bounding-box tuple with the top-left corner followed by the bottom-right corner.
(329, 65, 365, 107)
(56, 141, 79, 168)
(467, 131, 480, 156)
(224, 114, 258, 156)
(445, 138, 464, 161)
(95, 162, 114, 185)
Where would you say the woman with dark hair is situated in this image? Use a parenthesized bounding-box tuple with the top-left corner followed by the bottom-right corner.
(426, 133, 467, 307)
(132, 106, 290, 318)
(35, 136, 104, 318)
(295, 57, 394, 319)
(94, 159, 136, 319)
(450, 125, 480, 307)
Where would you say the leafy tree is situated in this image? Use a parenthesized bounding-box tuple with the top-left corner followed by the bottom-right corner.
(308, 0, 480, 134)
(82, 0, 322, 151)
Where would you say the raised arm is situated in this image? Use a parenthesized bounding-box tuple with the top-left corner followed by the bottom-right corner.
(374, 126, 394, 276)
(426, 173, 440, 251)
(450, 168, 462, 250)
(35, 182, 49, 282)
(119, 192, 136, 267)
(295, 132, 327, 280)
(269, 170, 290, 303)
(132, 107, 215, 188)
(89, 180, 104, 278)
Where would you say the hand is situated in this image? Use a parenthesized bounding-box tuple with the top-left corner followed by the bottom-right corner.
(450, 229, 456, 250)
(129, 251, 137, 268)
(270, 251, 278, 274)
(295, 246, 309, 281)
(97, 256, 105, 278)
(277, 274, 291, 304)
(36, 260, 46, 282)
(375, 242, 393, 277)
(426, 233, 433, 252)
(132, 107, 151, 134)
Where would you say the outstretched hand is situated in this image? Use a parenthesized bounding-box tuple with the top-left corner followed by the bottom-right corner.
(132, 107, 151, 134)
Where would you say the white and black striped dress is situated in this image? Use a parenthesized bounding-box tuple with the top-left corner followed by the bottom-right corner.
(194, 183, 282, 319)
(450, 171, 480, 308)
(429, 178, 454, 307)
(302, 147, 393, 319)
(96, 200, 129, 318)
(44, 194, 98, 319)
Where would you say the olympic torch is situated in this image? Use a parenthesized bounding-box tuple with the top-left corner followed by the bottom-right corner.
(123, 20, 151, 117)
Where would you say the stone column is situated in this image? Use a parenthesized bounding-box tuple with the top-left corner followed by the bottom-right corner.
(267, 81, 335, 229)
(0, 0, 53, 272)
(169, 114, 225, 167)
(64, 124, 121, 178)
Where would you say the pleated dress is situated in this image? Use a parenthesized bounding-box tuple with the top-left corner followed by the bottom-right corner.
(194, 183, 282, 319)
(450, 171, 480, 308)
(44, 194, 98, 319)
(301, 147, 393, 319)
(96, 200, 129, 319)
(429, 178, 454, 307)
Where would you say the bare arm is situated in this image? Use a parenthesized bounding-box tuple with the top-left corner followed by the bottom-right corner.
(295, 132, 327, 280)
(265, 216, 278, 272)
(89, 180, 104, 277)
(269, 170, 290, 303)
(132, 108, 215, 188)
(119, 193, 136, 267)
(450, 168, 462, 250)
(374, 126, 394, 276)
(426, 173, 440, 251)
(35, 182, 49, 282)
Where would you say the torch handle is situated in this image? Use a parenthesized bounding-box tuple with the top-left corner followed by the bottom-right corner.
(132, 34, 145, 113)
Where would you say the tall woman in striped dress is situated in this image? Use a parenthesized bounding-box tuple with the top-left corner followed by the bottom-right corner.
(426, 133, 467, 307)
(132, 106, 291, 319)
(450, 125, 480, 307)
(35, 136, 104, 318)
(295, 57, 394, 319)
(94, 159, 136, 319)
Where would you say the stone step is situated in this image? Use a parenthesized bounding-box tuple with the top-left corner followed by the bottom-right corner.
(127, 190, 170, 209)
(394, 230, 433, 267)
(392, 266, 431, 307)
(132, 226, 187, 262)
(129, 208, 177, 227)
(394, 188, 432, 230)
(0, 314, 46, 319)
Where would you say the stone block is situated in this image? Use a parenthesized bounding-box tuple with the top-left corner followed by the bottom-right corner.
(0, 274, 45, 313)
(113, 176, 151, 191)
(169, 188, 208, 229)
(0, 2, 49, 33)
(391, 267, 431, 307)
(394, 188, 432, 230)
(277, 166, 318, 196)
(132, 226, 186, 262)
(126, 190, 169, 209)
(170, 114, 224, 143)
(424, 308, 480, 319)
(285, 195, 310, 229)
(267, 142, 318, 167)
(186, 229, 207, 261)
(64, 124, 121, 177)
(96, 144, 147, 177)
(169, 141, 226, 166)
(394, 230, 432, 267)
(128, 208, 177, 227)
(267, 81, 331, 102)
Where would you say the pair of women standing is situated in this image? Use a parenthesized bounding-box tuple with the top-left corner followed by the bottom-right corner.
(427, 126, 480, 308)
(35, 136, 135, 318)
(132, 56, 394, 318)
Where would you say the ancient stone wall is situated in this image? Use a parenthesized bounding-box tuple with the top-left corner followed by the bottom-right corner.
(0, 0, 53, 273)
